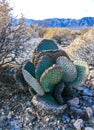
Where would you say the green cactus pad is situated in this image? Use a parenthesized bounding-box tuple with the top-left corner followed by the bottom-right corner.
(56, 56, 77, 82)
(36, 39, 58, 52)
(32, 49, 70, 66)
(32, 95, 67, 114)
(42, 94, 58, 105)
(54, 82, 65, 105)
(40, 65, 63, 92)
(23, 61, 35, 77)
(66, 61, 89, 87)
(22, 69, 45, 96)
(35, 55, 53, 81)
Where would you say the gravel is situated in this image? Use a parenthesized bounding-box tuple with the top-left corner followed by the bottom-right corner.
(0, 38, 94, 130)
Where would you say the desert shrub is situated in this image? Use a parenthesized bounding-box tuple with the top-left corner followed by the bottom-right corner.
(0, 0, 31, 67)
(44, 28, 70, 39)
(37, 28, 46, 37)
(43, 28, 75, 46)
(73, 43, 94, 65)
(66, 27, 94, 63)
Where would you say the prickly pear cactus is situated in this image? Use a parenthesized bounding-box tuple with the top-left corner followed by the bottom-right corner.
(40, 65, 63, 92)
(22, 38, 89, 114)
(35, 55, 53, 81)
(35, 39, 59, 52)
(56, 56, 77, 82)
(66, 61, 89, 87)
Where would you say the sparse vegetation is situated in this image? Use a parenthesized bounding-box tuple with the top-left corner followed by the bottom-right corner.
(1, 1, 94, 129)
(0, 0, 31, 67)
(66, 27, 94, 65)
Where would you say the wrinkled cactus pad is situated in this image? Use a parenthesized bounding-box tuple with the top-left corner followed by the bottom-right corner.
(22, 69, 45, 96)
(56, 56, 77, 82)
(32, 49, 70, 66)
(36, 39, 58, 52)
(40, 65, 63, 92)
(35, 55, 53, 81)
(66, 61, 89, 87)
(54, 82, 65, 105)
(32, 95, 67, 114)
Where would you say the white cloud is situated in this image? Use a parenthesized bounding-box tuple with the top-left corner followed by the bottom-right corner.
(10, 0, 94, 19)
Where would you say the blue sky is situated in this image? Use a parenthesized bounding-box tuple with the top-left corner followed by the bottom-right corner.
(10, 0, 94, 20)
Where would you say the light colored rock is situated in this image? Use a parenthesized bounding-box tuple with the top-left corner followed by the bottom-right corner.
(85, 127, 94, 130)
(91, 105, 94, 112)
(88, 70, 94, 80)
(82, 88, 93, 96)
(86, 107, 93, 119)
(89, 78, 94, 87)
(68, 97, 79, 107)
(73, 119, 84, 130)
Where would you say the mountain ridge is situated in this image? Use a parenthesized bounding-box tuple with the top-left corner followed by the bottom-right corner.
(13, 17, 94, 28)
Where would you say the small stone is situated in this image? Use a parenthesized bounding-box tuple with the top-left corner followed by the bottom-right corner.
(63, 113, 71, 123)
(73, 119, 84, 130)
(89, 78, 94, 87)
(90, 117, 94, 124)
(45, 117, 49, 122)
(88, 70, 94, 80)
(91, 105, 94, 112)
(67, 97, 79, 107)
(85, 107, 93, 119)
(75, 86, 84, 91)
(85, 127, 94, 130)
(82, 88, 93, 96)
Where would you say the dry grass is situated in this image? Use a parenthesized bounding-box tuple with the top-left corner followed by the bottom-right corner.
(65, 27, 94, 65)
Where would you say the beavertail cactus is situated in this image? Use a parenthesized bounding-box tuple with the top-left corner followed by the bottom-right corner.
(66, 61, 89, 87)
(56, 56, 77, 82)
(40, 65, 63, 92)
(35, 39, 58, 52)
(35, 55, 53, 81)
(22, 38, 89, 114)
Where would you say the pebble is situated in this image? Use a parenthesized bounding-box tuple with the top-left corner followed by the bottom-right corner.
(67, 97, 79, 107)
(85, 107, 93, 119)
(91, 105, 94, 112)
(82, 88, 93, 96)
(63, 113, 71, 123)
(88, 70, 94, 80)
(73, 119, 84, 130)
(89, 78, 94, 87)
(1, 41, 94, 129)
(85, 127, 94, 130)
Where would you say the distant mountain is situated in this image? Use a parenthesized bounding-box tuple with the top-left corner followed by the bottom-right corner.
(13, 17, 94, 28)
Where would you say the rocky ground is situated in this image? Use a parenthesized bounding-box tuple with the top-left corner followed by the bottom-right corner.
(0, 67, 94, 130)
(0, 38, 94, 130)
